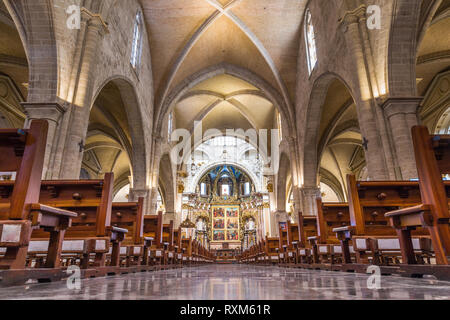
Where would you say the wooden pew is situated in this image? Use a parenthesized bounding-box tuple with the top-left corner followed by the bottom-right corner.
(29, 173, 128, 276)
(0, 121, 78, 285)
(278, 223, 288, 264)
(385, 126, 450, 280)
(285, 222, 299, 265)
(334, 175, 433, 268)
(181, 237, 193, 265)
(110, 197, 154, 271)
(265, 237, 279, 264)
(143, 212, 164, 268)
(173, 227, 183, 266)
(296, 212, 317, 265)
(162, 221, 176, 266)
(314, 199, 354, 266)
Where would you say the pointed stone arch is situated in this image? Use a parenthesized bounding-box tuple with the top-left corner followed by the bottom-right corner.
(156, 63, 295, 138)
(4, 0, 58, 102)
(89, 76, 149, 190)
(302, 72, 357, 187)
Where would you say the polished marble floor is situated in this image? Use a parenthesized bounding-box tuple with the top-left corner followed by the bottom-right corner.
(0, 265, 449, 300)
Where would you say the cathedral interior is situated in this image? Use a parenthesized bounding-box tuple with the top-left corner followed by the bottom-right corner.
(0, 0, 449, 302)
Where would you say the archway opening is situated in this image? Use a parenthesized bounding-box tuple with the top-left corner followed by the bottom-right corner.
(82, 81, 133, 197)
(0, 2, 28, 129)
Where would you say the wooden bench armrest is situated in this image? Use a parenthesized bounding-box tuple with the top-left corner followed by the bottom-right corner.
(29, 203, 77, 228)
(332, 226, 354, 233)
(307, 236, 319, 241)
(30, 204, 78, 218)
(385, 205, 434, 228)
(110, 226, 128, 234)
(333, 226, 355, 241)
(106, 226, 128, 242)
(385, 204, 431, 218)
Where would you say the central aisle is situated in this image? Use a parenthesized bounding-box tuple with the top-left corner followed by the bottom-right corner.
(1, 265, 449, 300)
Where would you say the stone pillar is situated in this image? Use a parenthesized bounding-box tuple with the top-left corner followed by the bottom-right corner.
(148, 135, 163, 215)
(22, 102, 66, 179)
(340, 7, 391, 180)
(382, 98, 421, 180)
(129, 188, 151, 216)
(291, 186, 302, 222)
(164, 212, 176, 224)
(59, 10, 108, 179)
(151, 194, 161, 218)
(300, 187, 321, 216)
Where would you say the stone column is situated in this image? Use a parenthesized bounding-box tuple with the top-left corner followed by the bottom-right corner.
(300, 187, 321, 216)
(340, 7, 391, 180)
(129, 188, 151, 215)
(382, 98, 422, 180)
(291, 186, 302, 222)
(59, 10, 109, 179)
(148, 135, 163, 215)
(164, 212, 176, 224)
(147, 187, 159, 215)
(22, 102, 66, 179)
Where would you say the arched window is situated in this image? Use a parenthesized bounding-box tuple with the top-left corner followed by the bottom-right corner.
(200, 182, 207, 196)
(277, 111, 283, 141)
(244, 182, 251, 196)
(130, 11, 143, 70)
(167, 112, 173, 141)
(304, 9, 318, 75)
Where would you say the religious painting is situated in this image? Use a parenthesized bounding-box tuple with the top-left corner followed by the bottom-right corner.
(213, 230, 225, 241)
(227, 208, 239, 217)
(227, 230, 239, 241)
(213, 208, 225, 218)
(211, 205, 240, 243)
(214, 219, 225, 229)
(227, 218, 238, 229)
(279, 222, 287, 232)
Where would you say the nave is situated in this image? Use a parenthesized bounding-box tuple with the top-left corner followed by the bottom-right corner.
(2, 265, 449, 300)
(0, 0, 450, 303)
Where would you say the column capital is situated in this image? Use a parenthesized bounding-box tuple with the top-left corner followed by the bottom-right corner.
(81, 8, 109, 35)
(129, 188, 150, 198)
(21, 102, 66, 124)
(381, 97, 423, 119)
(340, 5, 367, 29)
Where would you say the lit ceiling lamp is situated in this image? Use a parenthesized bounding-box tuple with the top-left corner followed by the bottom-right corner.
(180, 194, 197, 237)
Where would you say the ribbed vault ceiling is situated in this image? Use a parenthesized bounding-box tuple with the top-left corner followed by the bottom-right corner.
(140, 0, 306, 113)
